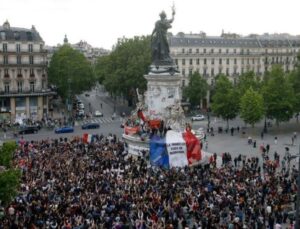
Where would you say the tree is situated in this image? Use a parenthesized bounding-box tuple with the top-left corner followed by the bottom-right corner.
(211, 75, 239, 128)
(240, 88, 264, 127)
(262, 65, 295, 125)
(236, 71, 261, 96)
(48, 44, 96, 100)
(0, 142, 20, 206)
(183, 72, 208, 108)
(94, 36, 151, 103)
(0, 169, 21, 206)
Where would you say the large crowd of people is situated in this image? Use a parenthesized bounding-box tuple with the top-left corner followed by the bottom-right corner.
(0, 134, 297, 228)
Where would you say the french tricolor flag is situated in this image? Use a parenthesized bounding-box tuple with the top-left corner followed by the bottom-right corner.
(83, 133, 93, 144)
(150, 130, 201, 169)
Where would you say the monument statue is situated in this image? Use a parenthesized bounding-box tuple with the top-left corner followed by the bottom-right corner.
(150, 5, 178, 74)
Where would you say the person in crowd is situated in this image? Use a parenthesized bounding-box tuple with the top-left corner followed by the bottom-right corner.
(0, 134, 296, 228)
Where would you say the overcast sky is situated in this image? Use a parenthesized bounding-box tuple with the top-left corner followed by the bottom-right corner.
(0, 0, 299, 50)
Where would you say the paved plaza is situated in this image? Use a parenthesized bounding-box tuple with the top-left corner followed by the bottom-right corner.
(191, 116, 300, 166)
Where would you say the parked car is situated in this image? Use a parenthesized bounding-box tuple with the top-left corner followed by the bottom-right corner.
(54, 126, 74, 134)
(18, 126, 39, 135)
(78, 109, 85, 116)
(78, 103, 84, 110)
(85, 93, 90, 97)
(191, 114, 205, 121)
(82, 123, 100, 130)
(94, 110, 103, 117)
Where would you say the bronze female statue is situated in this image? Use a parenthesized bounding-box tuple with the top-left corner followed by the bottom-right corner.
(151, 6, 175, 67)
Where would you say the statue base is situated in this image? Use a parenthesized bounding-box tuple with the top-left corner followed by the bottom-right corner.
(149, 64, 179, 75)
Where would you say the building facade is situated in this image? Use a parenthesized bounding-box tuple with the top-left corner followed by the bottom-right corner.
(0, 21, 55, 123)
(169, 32, 300, 107)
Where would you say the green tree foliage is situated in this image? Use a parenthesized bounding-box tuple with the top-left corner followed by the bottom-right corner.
(0, 141, 20, 206)
(0, 169, 21, 206)
(211, 75, 239, 127)
(183, 72, 208, 108)
(94, 36, 151, 99)
(0, 141, 17, 168)
(262, 65, 295, 124)
(48, 44, 95, 100)
(240, 88, 264, 127)
(236, 71, 261, 96)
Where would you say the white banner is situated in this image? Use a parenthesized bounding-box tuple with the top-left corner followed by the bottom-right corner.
(166, 130, 188, 168)
(127, 144, 149, 156)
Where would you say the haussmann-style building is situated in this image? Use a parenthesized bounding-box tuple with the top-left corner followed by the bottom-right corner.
(169, 32, 300, 108)
(0, 20, 55, 123)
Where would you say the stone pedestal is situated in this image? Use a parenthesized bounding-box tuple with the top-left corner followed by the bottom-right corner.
(144, 72, 182, 121)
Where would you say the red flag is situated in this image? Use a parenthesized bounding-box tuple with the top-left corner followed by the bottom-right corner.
(183, 130, 202, 165)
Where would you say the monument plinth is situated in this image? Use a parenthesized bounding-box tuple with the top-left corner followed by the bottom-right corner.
(123, 7, 203, 166)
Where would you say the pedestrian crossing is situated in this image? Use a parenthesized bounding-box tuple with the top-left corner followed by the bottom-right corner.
(75, 117, 119, 126)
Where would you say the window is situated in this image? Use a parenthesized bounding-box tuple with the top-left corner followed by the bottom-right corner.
(175, 59, 178, 65)
(42, 80, 46, 89)
(182, 48, 185, 54)
(211, 58, 214, 65)
(189, 59, 193, 65)
(247, 59, 250, 65)
(234, 58, 237, 64)
(4, 83, 9, 93)
(17, 81, 23, 93)
(3, 43, 7, 52)
(17, 55, 21, 65)
(196, 59, 200, 65)
(226, 59, 229, 65)
(3, 55, 8, 65)
(182, 80, 185, 87)
(182, 69, 185, 76)
(29, 44, 33, 52)
(252, 58, 255, 64)
(211, 68, 214, 76)
(226, 68, 229, 76)
(265, 49, 268, 54)
(218, 68, 222, 75)
(30, 68, 34, 76)
(182, 59, 185, 65)
(188, 48, 192, 54)
(234, 49, 236, 54)
(203, 68, 207, 76)
(211, 49, 214, 54)
(203, 49, 206, 54)
(29, 56, 34, 65)
(196, 49, 199, 54)
(16, 44, 21, 53)
(241, 67, 244, 74)
(219, 58, 222, 65)
(219, 49, 222, 54)
(242, 59, 244, 64)
(189, 69, 193, 75)
(233, 68, 237, 75)
(4, 69, 9, 76)
(40, 44, 43, 52)
(17, 69, 22, 76)
(226, 49, 229, 54)
(30, 81, 35, 92)
(241, 49, 244, 54)
(204, 59, 207, 64)
(247, 49, 250, 55)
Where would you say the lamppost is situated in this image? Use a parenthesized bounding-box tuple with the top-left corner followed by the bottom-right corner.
(67, 78, 71, 125)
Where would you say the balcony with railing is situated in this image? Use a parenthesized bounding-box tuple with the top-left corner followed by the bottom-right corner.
(0, 88, 56, 97)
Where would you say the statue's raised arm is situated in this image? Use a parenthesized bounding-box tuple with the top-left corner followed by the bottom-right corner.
(150, 5, 178, 74)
